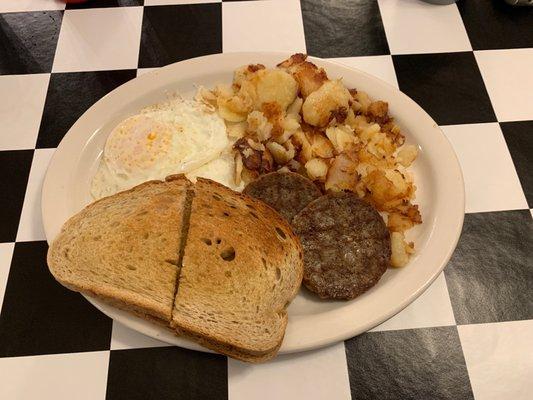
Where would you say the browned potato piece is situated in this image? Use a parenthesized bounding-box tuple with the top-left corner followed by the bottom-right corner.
(251, 69, 298, 110)
(367, 100, 389, 123)
(390, 232, 414, 268)
(266, 141, 295, 165)
(277, 53, 328, 98)
(292, 130, 313, 163)
(325, 153, 358, 192)
(305, 158, 329, 181)
(387, 212, 415, 233)
(363, 170, 406, 211)
(310, 133, 335, 159)
(302, 80, 352, 127)
(277, 53, 308, 69)
(325, 125, 359, 154)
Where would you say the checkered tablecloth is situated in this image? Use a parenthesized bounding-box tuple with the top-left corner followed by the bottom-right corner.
(0, 0, 531, 399)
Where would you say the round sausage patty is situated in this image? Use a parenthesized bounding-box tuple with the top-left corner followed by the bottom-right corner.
(243, 171, 322, 222)
(292, 192, 391, 300)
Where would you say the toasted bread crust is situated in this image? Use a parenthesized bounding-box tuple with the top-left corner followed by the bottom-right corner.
(47, 175, 303, 362)
(172, 178, 303, 358)
(47, 175, 191, 321)
(175, 323, 284, 363)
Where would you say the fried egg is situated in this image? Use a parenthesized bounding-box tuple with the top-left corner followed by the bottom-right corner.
(91, 99, 228, 199)
(186, 150, 244, 192)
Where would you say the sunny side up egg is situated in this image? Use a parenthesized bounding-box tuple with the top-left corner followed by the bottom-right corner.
(91, 99, 240, 199)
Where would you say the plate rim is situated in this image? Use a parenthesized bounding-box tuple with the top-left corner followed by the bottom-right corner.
(42, 51, 465, 354)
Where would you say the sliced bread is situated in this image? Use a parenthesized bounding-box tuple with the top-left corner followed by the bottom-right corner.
(171, 178, 303, 362)
(47, 175, 192, 322)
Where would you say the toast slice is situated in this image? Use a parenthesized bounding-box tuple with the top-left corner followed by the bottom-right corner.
(171, 178, 303, 362)
(47, 175, 192, 322)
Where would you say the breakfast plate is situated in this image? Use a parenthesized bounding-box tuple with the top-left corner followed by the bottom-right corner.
(42, 52, 464, 354)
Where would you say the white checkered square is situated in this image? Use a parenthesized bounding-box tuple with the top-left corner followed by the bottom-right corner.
(459, 320, 533, 400)
(0, 74, 49, 151)
(0, 351, 109, 400)
(328, 55, 398, 88)
(222, 0, 306, 53)
(53, 7, 143, 73)
(228, 343, 351, 400)
(442, 123, 528, 214)
(378, 0, 471, 55)
(145, 0, 221, 4)
(136, 67, 159, 77)
(475, 49, 533, 122)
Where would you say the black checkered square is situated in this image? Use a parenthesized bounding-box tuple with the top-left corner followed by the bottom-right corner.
(36, 70, 136, 149)
(139, 4, 222, 68)
(0, 241, 112, 357)
(393, 52, 496, 126)
(106, 346, 227, 400)
(444, 210, 533, 325)
(0, 150, 33, 243)
(345, 327, 474, 400)
(458, 0, 533, 50)
(301, 0, 389, 58)
(0, 11, 63, 75)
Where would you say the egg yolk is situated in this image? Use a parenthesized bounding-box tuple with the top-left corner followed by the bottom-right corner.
(104, 115, 173, 175)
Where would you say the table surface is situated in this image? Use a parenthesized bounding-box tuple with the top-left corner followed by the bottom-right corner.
(0, 0, 532, 399)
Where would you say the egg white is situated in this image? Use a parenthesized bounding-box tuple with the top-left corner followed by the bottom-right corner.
(186, 149, 244, 192)
(91, 99, 229, 199)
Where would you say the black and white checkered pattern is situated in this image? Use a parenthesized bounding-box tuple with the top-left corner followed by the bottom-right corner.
(1, 1, 531, 399)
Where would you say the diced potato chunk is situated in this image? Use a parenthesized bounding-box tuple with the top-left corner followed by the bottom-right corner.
(353, 90, 371, 114)
(325, 153, 358, 192)
(287, 97, 303, 116)
(387, 212, 415, 233)
(310, 134, 335, 158)
(216, 88, 254, 122)
(292, 130, 313, 163)
(391, 232, 413, 268)
(305, 158, 329, 181)
(397, 144, 418, 167)
(247, 111, 272, 142)
(217, 100, 247, 122)
(226, 121, 247, 138)
(302, 80, 352, 127)
(325, 125, 358, 154)
(266, 141, 295, 165)
(252, 69, 298, 110)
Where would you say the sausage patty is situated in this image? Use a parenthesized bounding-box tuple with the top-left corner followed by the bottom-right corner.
(243, 171, 322, 222)
(292, 192, 391, 300)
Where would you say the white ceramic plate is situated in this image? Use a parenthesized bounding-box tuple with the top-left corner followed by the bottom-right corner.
(42, 52, 464, 354)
